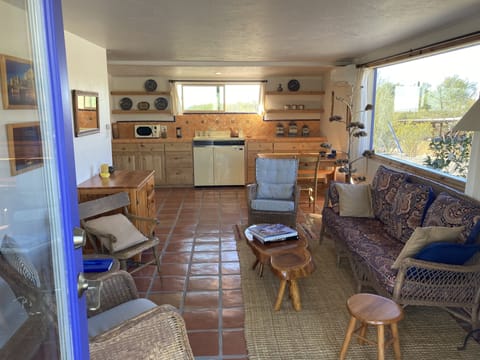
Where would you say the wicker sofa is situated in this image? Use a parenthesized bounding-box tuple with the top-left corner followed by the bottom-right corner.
(320, 165, 480, 330)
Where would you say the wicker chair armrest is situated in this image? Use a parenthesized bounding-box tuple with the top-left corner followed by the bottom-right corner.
(399, 257, 480, 273)
(394, 257, 480, 304)
(246, 183, 257, 201)
(87, 270, 139, 317)
(89, 306, 194, 360)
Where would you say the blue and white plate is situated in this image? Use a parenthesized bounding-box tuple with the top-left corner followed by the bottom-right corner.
(154, 97, 168, 110)
(144, 79, 157, 92)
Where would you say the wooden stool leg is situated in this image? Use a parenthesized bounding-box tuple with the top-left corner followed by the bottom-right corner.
(289, 279, 302, 311)
(258, 263, 264, 277)
(274, 279, 287, 311)
(377, 324, 385, 360)
(391, 323, 401, 360)
(340, 316, 357, 360)
(358, 322, 368, 345)
(252, 259, 259, 271)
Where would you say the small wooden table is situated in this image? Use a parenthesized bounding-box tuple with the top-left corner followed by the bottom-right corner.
(235, 224, 308, 277)
(271, 247, 315, 311)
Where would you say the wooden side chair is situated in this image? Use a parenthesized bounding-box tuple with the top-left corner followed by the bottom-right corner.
(78, 192, 161, 274)
(296, 155, 320, 211)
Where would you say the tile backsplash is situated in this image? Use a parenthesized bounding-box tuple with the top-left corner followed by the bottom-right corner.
(114, 113, 324, 139)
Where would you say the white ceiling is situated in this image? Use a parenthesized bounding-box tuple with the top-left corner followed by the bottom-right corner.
(60, 0, 480, 79)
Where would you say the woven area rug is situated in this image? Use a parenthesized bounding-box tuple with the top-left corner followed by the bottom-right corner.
(236, 218, 479, 360)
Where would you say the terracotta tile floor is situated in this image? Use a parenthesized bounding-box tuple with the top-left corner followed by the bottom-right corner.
(130, 186, 322, 359)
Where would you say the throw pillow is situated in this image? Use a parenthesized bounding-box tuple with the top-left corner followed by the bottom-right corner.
(257, 183, 294, 200)
(84, 213, 147, 253)
(335, 183, 374, 218)
(414, 242, 480, 265)
(371, 165, 408, 226)
(391, 226, 464, 269)
(386, 182, 435, 243)
(0, 235, 41, 287)
(423, 192, 480, 244)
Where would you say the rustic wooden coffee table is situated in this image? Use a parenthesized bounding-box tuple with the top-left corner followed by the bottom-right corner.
(234, 224, 308, 277)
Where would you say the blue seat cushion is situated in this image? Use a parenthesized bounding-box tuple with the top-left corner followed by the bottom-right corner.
(414, 242, 480, 265)
(88, 298, 157, 338)
(251, 199, 295, 212)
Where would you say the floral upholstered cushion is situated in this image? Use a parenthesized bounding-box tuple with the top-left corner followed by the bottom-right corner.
(371, 165, 408, 226)
(423, 192, 480, 244)
(386, 181, 435, 243)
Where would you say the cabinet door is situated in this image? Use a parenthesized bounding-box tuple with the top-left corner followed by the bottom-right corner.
(112, 152, 137, 171)
(138, 152, 165, 185)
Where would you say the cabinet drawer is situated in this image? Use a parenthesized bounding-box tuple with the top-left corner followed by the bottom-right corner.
(274, 142, 303, 152)
(138, 143, 165, 152)
(166, 168, 193, 184)
(145, 175, 155, 194)
(112, 143, 138, 152)
(247, 142, 273, 151)
(165, 142, 192, 152)
(165, 151, 193, 167)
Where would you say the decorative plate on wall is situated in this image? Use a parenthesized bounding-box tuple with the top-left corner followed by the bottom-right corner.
(137, 101, 150, 110)
(154, 97, 168, 110)
(144, 79, 157, 92)
(287, 79, 300, 92)
(119, 97, 133, 110)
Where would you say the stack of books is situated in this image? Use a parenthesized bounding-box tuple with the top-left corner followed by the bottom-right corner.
(83, 258, 114, 273)
(248, 223, 298, 244)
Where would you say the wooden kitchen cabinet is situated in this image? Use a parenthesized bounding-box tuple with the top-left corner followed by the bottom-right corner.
(274, 141, 329, 153)
(112, 141, 193, 186)
(77, 170, 156, 233)
(137, 143, 166, 185)
(112, 143, 138, 171)
(165, 142, 193, 185)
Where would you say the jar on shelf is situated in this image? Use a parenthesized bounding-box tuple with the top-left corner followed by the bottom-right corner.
(302, 125, 310, 137)
(276, 123, 285, 136)
(288, 121, 297, 136)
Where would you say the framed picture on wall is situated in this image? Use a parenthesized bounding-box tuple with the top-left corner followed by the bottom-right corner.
(6, 121, 43, 176)
(0, 54, 37, 109)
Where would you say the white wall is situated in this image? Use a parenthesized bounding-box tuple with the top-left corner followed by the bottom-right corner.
(64, 32, 112, 184)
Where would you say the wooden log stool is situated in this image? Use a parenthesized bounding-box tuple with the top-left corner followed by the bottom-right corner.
(340, 293, 404, 360)
(270, 248, 315, 311)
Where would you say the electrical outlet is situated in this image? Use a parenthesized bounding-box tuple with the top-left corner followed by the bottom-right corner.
(159, 125, 167, 133)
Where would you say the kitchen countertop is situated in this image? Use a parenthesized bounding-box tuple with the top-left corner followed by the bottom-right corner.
(112, 136, 328, 144)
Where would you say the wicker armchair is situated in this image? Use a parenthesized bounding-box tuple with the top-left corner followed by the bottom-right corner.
(246, 158, 300, 228)
(88, 270, 193, 360)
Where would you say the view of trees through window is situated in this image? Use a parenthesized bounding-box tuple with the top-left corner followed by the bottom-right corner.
(182, 83, 261, 113)
(372, 43, 480, 178)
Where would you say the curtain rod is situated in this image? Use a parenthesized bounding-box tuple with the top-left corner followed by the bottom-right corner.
(358, 31, 480, 68)
(169, 79, 268, 83)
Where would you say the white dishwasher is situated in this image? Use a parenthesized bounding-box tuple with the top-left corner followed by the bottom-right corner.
(193, 138, 245, 186)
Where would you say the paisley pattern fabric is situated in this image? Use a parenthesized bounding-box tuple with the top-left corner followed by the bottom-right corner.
(322, 207, 403, 293)
(371, 165, 408, 226)
(423, 192, 480, 244)
(327, 181, 340, 214)
(386, 181, 434, 243)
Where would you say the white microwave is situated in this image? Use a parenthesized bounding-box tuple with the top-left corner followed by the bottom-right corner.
(134, 125, 160, 138)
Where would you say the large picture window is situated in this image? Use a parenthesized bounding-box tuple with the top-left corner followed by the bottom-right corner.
(181, 82, 262, 113)
(372, 43, 480, 179)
